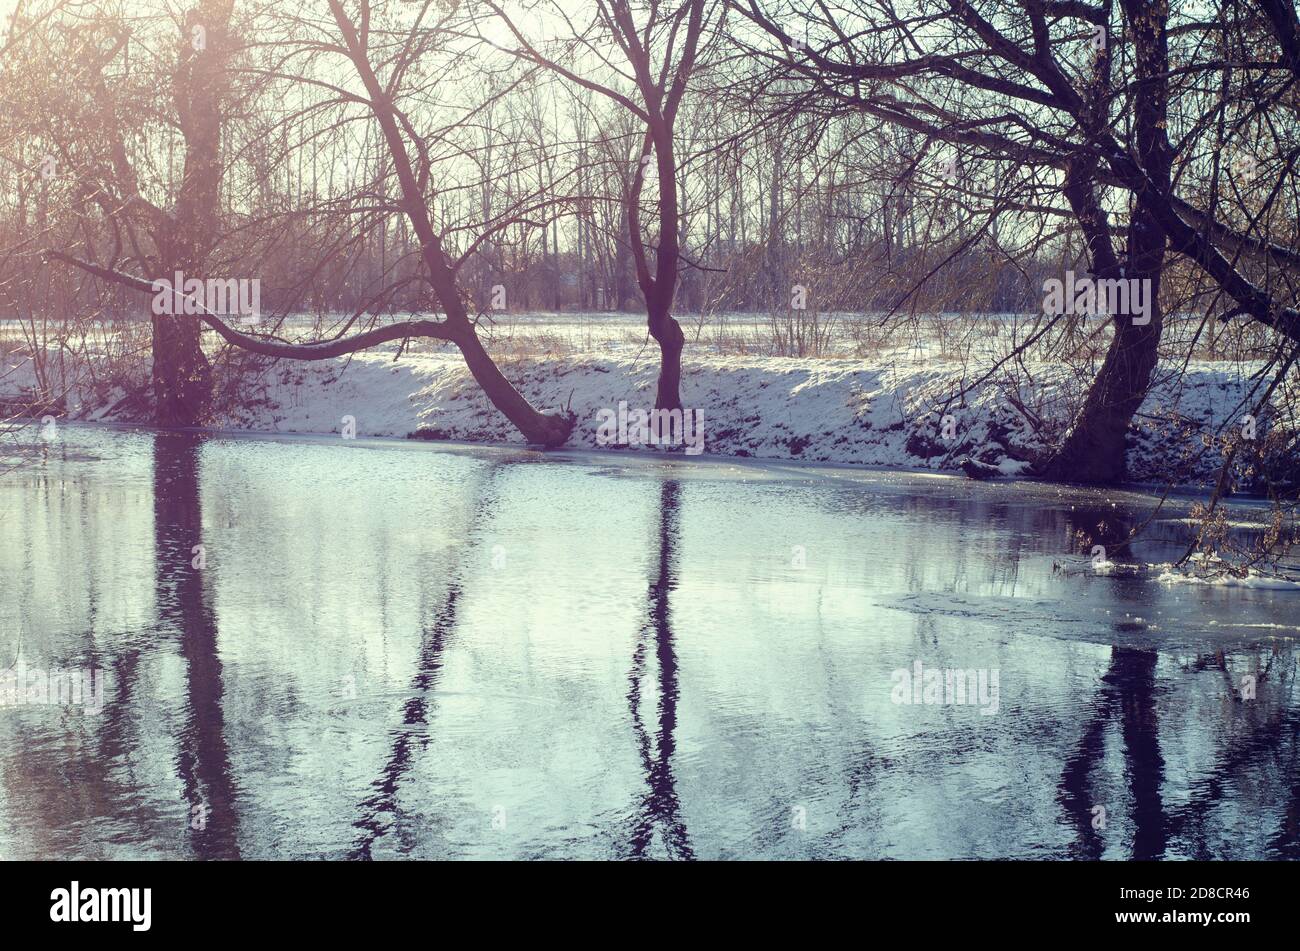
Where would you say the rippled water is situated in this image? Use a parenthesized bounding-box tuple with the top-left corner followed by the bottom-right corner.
(0, 424, 1297, 859)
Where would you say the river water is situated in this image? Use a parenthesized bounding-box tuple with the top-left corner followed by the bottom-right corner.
(0, 424, 1296, 859)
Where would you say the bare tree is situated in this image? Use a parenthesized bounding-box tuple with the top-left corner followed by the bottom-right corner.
(735, 0, 1300, 482)
(16, 0, 237, 425)
(45, 0, 576, 445)
(485, 0, 718, 411)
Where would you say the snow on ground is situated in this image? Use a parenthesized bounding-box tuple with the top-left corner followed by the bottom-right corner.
(161, 350, 1300, 485)
(2, 317, 1294, 488)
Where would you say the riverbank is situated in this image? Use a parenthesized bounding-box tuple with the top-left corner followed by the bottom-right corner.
(3, 344, 1295, 488)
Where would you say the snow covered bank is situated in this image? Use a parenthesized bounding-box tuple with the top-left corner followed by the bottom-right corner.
(3, 343, 1296, 487)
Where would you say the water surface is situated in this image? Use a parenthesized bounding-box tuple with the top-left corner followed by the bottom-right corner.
(0, 425, 1297, 859)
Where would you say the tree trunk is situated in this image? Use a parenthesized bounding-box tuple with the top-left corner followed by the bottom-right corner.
(1038, 160, 1160, 483)
(1039, 0, 1171, 484)
(151, 0, 234, 427)
(151, 314, 212, 427)
(650, 305, 685, 411)
(453, 326, 574, 446)
(1039, 319, 1162, 483)
(327, 0, 574, 448)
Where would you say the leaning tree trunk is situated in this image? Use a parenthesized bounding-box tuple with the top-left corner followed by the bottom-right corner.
(1039, 313, 1163, 483)
(1038, 162, 1163, 483)
(324, 0, 573, 448)
(453, 325, 574, 446)
(1039, 0, 1172, 484)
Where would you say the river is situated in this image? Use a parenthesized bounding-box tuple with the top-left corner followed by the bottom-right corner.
(0, 424, 1296, 859)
